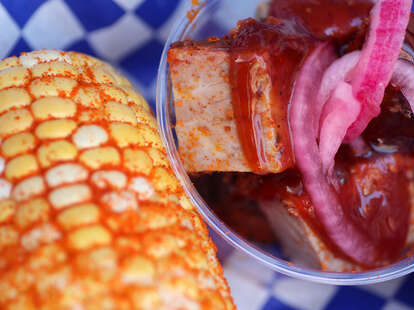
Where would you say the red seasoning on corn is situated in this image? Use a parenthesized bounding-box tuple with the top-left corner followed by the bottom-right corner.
(0, 50, 235, 310)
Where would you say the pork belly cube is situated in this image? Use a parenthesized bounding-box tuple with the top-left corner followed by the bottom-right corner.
(168, 43, 291, 173)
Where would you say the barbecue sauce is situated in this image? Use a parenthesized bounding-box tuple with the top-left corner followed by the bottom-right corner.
(268, 0, 374, 41)
(229, 18, 311, 173)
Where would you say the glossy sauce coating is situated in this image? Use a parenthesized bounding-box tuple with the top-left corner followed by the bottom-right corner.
(268, 0, 374, 41)
(229, 18, 312, 173)
(335, 146, 411, 264)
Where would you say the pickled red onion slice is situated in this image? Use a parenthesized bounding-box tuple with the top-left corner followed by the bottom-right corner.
(392, 59, 414, 112)
(290, 42, 377, 265)
(345, 0, 412, 142)
(317, 51, 360, 134)
(319, 82, 361, 175)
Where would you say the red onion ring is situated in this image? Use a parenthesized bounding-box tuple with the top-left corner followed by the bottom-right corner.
(345, 0, 412, 142)
(290, 43, 377, 265)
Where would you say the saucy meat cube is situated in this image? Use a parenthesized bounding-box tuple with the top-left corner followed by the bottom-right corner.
(168, 43, 290, 173)
(168, 18, 313, 173)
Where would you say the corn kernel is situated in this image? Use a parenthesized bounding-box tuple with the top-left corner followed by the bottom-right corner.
(111, 71, 132, 88)
(137, 207, 177, 231)
(5, 154, 38, 181)
(104, 101, 137, 124)
(73, 86, 100, 108)
(0, 225, 18, 249)
(28, 244, 66, 270)
(122, 86, 151, 112)
(0, 200, 16, 223)
(31, 97, 76, 120)
(129, 177, 154, 200)
(92, 66, 116, 85)
(123, 149, 153, 175)
(31, 62, 77, 78)
(1, 133, 36, 158)
(179, 195, 193, 211)
(0, 67, 29, 89)
(121, 255, 154, 285)
(132, 106, 158, 130)
(0, 109, 33, 138)
(168, 278, 200, 301)
(0, 179, 12, 199)
(0, 88, 31, 114)
(135, 124, 162, 148)
(68, 225, 112, 250)
(29, 77, 77, 98)
(35, 119, 77, 139)
(91, 170, 127, 189)
(109, 123, 141, 147)
(57, 203, 100, 230)
(37, 140, 78, 168)
(79, 147, 120, 169)
(69, 52, 100, 68)
(20, 50, 71, 68)
(147, 148, 168, 167)
(143, 232, 180, 258)
(130, 288, 161, 309)
(49, 184, 91, 209)
(185, 248, 208, 270)
(0, 57, 19, 71)
(72, 124, 108, 149)
(15, 198, 50, 229)
(75, 247, 117, 277)
(45, 163, 88, 188)
(77, 108, 104, 123)
(100, 85, 128, 104)
(35, 266, 71, 296)
(12, 176, 45, 202)
(10, 268, 34, 292)
(21, 223, 61, 251)
(7, 296, 36, 310)
(203, 291, 227, 310)
(152, 167, 179, 192)
(101, 191, 138, 213)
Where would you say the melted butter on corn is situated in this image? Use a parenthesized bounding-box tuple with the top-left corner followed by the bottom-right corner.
(0, 50, 234, 310)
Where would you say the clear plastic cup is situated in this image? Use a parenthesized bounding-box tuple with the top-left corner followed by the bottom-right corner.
(156, 0, 414, 285)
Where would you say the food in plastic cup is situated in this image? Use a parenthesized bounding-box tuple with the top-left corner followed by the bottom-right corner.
(156, 0, 414, 285)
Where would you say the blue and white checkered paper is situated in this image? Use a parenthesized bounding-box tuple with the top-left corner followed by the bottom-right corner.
(0, 1, 413, 309)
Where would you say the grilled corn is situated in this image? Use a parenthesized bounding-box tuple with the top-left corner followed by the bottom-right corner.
(0, 50, 234, 310)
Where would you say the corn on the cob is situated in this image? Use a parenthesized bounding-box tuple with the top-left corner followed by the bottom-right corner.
(0, 50, 235, 310)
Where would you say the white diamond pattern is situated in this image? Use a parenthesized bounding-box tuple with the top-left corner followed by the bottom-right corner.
(22, 0, 84, 50)
(88, 13, 152, 62)
(0, 3, 20, 59)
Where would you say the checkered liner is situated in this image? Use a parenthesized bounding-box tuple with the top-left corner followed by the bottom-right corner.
(0, 0, 413, 309)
